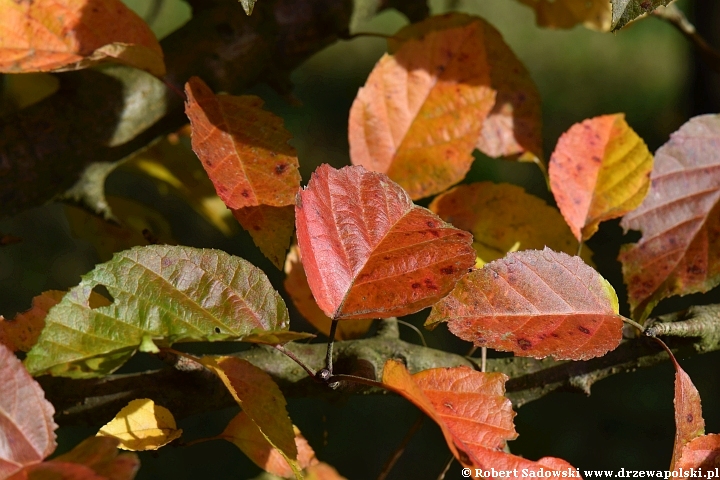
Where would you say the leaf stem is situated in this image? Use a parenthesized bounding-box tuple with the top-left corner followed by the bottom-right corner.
(622, 316, 646, 332)
(396, 319, 428, 347)
(327, 373, 387, 390)
(576, 241, 584, 257)
(274, 344, 317, 378)
(182, 435, 221, 447)
(377, 414, 424, 480)
(325, 319, 339, 374)
(436, 455, 456, 480)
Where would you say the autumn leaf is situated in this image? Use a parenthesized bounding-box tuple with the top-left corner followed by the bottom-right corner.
(619, 114, 720, 321)
(184, 76, 301, 210)
(0, 291, 64, 352)
(296, 164, 475, 320)
(517, 0, 612, 30)
(0, 0, 165, 76)
(24, 245, 290, 378)
(550, 114, 653, 242)
(233, 205, 295, 269)
(283, 245, 373, 340)
(305, 463, 348, 480)
(382, 360, 578, 475)
(97, 399, 182, 451)
(0, 344, 57, 479)
(50, 437, 139, 480)
(427, 248, 623, 360)
(8, 462, 106, 480)
(240, 0, 257, 15)
(348, 14, 496, 199)
(221, 412, 317, 478)
(675, 434, 720, 470)
(669, 355, 705, 470)
(200, 356, 300, 476)
(612, 0, 672, 31)
(429, 182, 592, 266)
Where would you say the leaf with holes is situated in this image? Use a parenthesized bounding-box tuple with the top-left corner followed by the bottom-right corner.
(24, 245, 290, 378)
(517, 0, 611, 30)
(550, 114, 653, 242)
(296, 164, 475, 320)
(348, 14, 496, 199)
(427, 248, 623, 360)
(185, 76, 301, 210)
(619, 115, 720, 321)
(0, 0, 165, 76)
(382, 360, 578, 475)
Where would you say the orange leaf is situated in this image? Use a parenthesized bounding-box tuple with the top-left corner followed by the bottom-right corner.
(283, 245, 372, 340)
(184, 77, 301, 210)
(550, 114, 653, 242)
(232, 205, 295, 269)
(382, 360, 578, 476)
(296, 164, 475, 320)
(51, 437, 139, 480)
(348, 14, 496, 199)
(0, 344, 57, 478)
(676, 434, 720, 470)
(9, 462, 104, 480)
(619, 114, 720, 321)
(427, 248, 623, 360)
(305, 462, 348, 480)
(221, 412, 317, 478)
(0, 0, 165, 76)
(517, 0, 611, 31)
(0, 290, 64, 352)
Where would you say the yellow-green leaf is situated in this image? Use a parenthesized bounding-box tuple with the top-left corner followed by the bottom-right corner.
(97, 399, 182, 451)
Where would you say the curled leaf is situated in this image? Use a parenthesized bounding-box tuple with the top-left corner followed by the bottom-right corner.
(97, 399, 182, 451)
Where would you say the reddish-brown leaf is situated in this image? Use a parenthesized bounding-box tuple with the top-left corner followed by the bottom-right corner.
(295, 164, 475, 320)
(0, 345, 57, 478)
(0, 291, 64, 353)
(232, 205, 295, 269)
(676, 434, 720, 470)
(8, 462, 105, 480)
(550, 114, 653, 242)
(51, 437, 139, 480)
(0, 0, 165, 76)
(382, 360, 578, 476)
(348, 14, 496, 199)
(619, 114, 720, 321)
(427, 248, 623, 360)
(184, 77, 301, 210)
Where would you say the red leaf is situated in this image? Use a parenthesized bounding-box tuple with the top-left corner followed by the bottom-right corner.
(427, 248, 623, 360)
(0, 291, 64, 353)
(184, 77, 301, 210)
(295, 164, 475, 320)
(676, 434, 720, 470)
(619, 114, 720, 321)
(0, 345, 57, 478)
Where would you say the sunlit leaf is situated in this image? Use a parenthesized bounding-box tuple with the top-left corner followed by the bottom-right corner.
(184, 76, 301, 210)
(427, 248, 623, 360)
(52, 437, 139, 480)
(97, 399, 182, 451)
(305, 463, 348, 480)
(296, 164, 475, 320)
(550, 113, 653, 242)
(232, 205, 295, 269)
(676, 434, 720, 470)
(24, 245, 290, 378)
(0, 0, 165, 76)
(517, 0, 612, 30)
(619, 114, 720, 321)
(348, 14, 496, 199)
(612, 0, 672, 31)
(0, 344, 57, 478)
(240, 0, 257, 15)
(283, 245, 373, 340)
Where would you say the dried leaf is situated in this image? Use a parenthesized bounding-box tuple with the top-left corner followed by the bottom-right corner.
(221, 412, 317, 478)
(97, 399, 182, 451)
(676, 434, 720, 470)
(429, 182, 592, 266)
(550, 114, 653, 242)
(232, 205, 295, 269)
(0, 0, 165, 76)
(296, 165, 475, 320)
(52, 437, 139, 480)
(185, 77, 301, 210)
(0, 291, 64, 352)
(427, 248, 623, 360)
(612, 0, 672, 31)
(348, 14, 496, 199)
(0, 344, 57, 478)
(24, 245, 290, 378)
(619, 115, 720, 321)
(517, 0, 612, 30)
(283, 245, 373, 340)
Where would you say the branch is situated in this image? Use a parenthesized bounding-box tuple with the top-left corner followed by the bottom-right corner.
(653, 4, 720, 73)
(41, 305, 720, 426)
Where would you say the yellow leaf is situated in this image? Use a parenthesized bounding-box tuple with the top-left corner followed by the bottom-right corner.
(517, 0, 612, 31)
(97, 399, 182, 451)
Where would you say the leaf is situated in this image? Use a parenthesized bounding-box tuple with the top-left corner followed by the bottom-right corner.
(382, 360, 578, 474)
(348, 14, 497, 199)
(52, 437, 139, 480)
(619, 114, 720, 321)
(24, 245, 290, 378)
(389, 13, 543, 162)
(200, 356, 300, 477)
(427, 248, 623, 360)
(97, 399, 182, 451)
(517, 0, 612, 31)
(232, 205, 295, 269)
(612, 0, 672, 31)
(549, 113, 653, 242)
(221, 412, 317, 478)
(0, 0, 165, 76)
(9, 462, 105, 480)
(184, 76, 301, 210)
(305, 463, 348, 480)
(0, 344, 57, 479)
(296, 164, 476, 320)
(676, 434, 720, 470)
(283, 245, 373, 340)
(429, 182, 592, 266)
(0, 291, 64, 352)
(666, 348, 705, 470)
(240, 0, 257, 15)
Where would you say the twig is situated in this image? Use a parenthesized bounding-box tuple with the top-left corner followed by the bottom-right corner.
(377, 414, 424, 480)
(653, 4, 720, 72)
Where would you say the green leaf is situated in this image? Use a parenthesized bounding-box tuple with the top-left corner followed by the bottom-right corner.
(611, 0, 672, 31)
(24, 245, 290, 378)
